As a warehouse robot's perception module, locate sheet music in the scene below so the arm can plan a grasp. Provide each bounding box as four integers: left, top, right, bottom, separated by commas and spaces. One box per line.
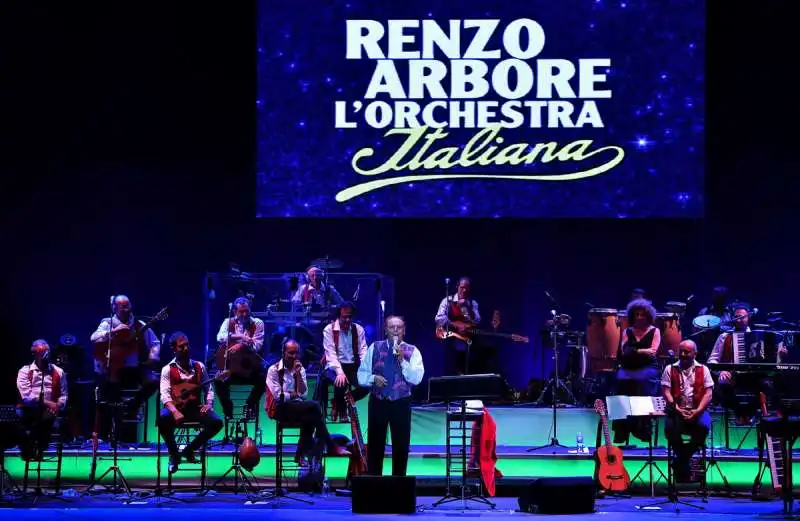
605, 395, 666, 420
605, 395, 631, 420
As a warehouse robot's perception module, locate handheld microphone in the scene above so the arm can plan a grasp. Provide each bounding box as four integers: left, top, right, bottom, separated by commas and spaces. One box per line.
551, 309, 557, 317
445, 277, 450, 285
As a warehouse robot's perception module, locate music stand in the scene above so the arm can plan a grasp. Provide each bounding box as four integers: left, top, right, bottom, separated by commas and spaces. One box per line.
427, 374, 505, 510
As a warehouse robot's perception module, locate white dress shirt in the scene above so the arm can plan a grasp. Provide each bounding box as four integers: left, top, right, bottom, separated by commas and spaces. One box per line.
266, 360, 308, 400
159, 358, 214, 408
216, 317, 265, 352
17, 363, 68, 410
90, 315, 161, 373
323, 320, 367, 375
357, 341, 425, 388
435, 295, 481, 328
660, 360, 714, 409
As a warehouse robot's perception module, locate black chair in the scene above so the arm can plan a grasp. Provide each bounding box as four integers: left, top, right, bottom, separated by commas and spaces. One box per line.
164, 422, 208, 493
20, 415, 69, 503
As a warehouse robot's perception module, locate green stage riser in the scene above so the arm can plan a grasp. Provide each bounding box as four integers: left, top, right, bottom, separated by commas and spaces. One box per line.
3, 454, 785, 490
130, 387, 758, 449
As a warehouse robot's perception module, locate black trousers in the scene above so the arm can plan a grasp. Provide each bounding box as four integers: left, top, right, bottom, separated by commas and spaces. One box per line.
321, 363, 369, 416
276, 400, 335, 456
16, 406, 57, 460
665, 410, 711, 473
95, 365, 159, 442
715, 376, 774, 417
157, 407, 223, 457
214, 370, 266, 419
367, 395, 412, 477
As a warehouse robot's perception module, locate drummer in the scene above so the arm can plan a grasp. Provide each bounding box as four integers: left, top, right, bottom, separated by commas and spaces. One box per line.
697, 286, 733, 331
612, 298, 662, 444
291, 266, 344, 307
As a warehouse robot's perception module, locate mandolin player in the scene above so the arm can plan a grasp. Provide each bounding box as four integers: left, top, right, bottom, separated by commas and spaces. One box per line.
214, 297, 266, 420
90, 295, 161, 419
266, 339, 350, 466
158, 332, 223, 473
435, 277, 481, 375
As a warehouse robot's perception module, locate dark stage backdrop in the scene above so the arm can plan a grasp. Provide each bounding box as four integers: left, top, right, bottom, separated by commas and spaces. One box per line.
1, 3, 796, 403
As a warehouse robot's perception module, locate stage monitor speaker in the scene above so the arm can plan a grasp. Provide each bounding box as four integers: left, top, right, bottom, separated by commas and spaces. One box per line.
351, 475, 416, 514
518, 476, 596, 514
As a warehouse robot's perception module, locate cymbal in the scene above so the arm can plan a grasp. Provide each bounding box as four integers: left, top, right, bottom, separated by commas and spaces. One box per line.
310, 257, 344, 269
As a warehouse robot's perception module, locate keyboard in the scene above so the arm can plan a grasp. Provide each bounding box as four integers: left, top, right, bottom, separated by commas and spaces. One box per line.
707, 363, 800, 372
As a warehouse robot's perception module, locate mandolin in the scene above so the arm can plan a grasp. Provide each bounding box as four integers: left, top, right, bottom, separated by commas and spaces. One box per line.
593, 399, 631, 492
171, 370, 230, 409
345, 389, 368, 477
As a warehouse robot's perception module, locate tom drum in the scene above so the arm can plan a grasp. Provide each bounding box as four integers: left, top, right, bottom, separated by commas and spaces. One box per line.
656, 313, 682, 355
586, 308, 620, 372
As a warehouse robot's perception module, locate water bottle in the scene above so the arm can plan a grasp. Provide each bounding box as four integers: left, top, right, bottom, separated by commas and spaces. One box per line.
256, 427, 263, 446
321, 477, 331, 496
576, 432, 585, 453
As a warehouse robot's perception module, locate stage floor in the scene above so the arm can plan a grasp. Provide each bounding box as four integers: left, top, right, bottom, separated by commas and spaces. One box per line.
0, 493, 795, 520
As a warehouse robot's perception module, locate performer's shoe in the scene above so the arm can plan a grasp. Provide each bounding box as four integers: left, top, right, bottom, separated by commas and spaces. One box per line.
168, 454, 181, 474
328, 446, 351, 457
294, 454, 309, 467
182, 447, 198, 464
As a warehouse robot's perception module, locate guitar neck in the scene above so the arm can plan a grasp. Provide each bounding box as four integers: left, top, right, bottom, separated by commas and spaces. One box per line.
600, 415, 613, 448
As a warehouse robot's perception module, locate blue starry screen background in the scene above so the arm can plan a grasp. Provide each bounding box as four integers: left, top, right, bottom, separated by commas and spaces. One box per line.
256, 0, 705, 218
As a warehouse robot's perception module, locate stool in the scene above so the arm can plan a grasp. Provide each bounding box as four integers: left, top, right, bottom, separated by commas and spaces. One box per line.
261, 420, 313, 504
219, 385, 259, 446
120, 386, 150, 447
722, 395, 759, 451
21, 417, 68, 503
161, 422, 208, 493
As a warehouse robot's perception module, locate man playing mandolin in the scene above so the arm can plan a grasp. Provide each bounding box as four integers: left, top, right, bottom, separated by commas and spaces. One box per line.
214, 297, 266, 420
90, 295, 161, 419
435, 277, 481, 375
660, 340, 714, 482
158, 332, 224, 473
266, 339, 350, 466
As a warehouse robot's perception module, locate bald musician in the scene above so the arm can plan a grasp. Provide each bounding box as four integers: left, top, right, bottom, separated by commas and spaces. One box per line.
435, 277, 481, 375
16, 340, 68, 460
291, 266, 344, 307
661, 340, 713, 482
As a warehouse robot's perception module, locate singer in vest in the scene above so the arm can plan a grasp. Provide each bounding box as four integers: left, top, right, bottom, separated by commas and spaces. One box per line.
158, 332, 224, 473
321, 302, 369, 421
16, 340, 68, 461
357, 316, 425, 477
291, 266, 344, 307
660, 340, 714, 482
214, 297, 266, 419
612, 299, 662, 444
90, 295, 161, 423
266, 340, 351, 466
435, 277, 481, 375
707, 305, 788, 424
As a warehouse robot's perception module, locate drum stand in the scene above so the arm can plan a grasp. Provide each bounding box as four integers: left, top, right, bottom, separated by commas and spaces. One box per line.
529, 322, 573, 452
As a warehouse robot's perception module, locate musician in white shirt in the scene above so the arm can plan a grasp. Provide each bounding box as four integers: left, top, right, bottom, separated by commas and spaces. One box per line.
321, 302, 368, 421
435, 277, 481, 375
707, 306, 787, 424
266, 340, 350, 466
661, 340, 714, 482
16, 340, 68, 460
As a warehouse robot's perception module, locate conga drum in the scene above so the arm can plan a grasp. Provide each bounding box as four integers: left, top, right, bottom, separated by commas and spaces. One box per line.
656, 312, 682, 356
586, 308, 620, 372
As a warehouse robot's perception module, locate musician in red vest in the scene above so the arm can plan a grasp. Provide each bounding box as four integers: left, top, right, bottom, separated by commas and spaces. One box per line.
435, 277, 481, 375
660, 340, 714, 482
707, 305, 787, 424
158, 332, 223, 473
357, 316, 425, 476
214, 296, 266, 420
291, 266, 344, 307
266, 339, 350, 466
90, 295, 161, 419
16, 340, 68, 461
321, 302, 368, 421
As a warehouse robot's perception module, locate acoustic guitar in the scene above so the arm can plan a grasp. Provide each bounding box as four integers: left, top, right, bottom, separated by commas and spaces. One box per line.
215, 341, 263, 379
93, 307, 169, 375
593, 399, 631, 492
171, 370, 231, 409
344, 389, 368, 477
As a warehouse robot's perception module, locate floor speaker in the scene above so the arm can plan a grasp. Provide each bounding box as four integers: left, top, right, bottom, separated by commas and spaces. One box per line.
518, 476, 596, 514
351, 475, 417, 514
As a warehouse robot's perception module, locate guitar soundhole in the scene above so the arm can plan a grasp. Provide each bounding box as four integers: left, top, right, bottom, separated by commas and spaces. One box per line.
608, 455, 616, 464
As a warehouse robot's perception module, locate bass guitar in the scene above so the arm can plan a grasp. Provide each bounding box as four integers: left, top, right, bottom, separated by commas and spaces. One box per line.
93, 307, 169, 376
593, 399, 631, 492
171, 370, 231, 409
436, 322, 529, 344
345, 389, 368, 477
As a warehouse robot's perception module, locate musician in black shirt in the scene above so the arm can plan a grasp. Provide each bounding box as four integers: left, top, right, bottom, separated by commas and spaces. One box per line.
612, 299, 662, 444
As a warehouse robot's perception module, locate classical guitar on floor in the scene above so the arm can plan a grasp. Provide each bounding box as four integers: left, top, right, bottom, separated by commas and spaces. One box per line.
593, 399, 631, 493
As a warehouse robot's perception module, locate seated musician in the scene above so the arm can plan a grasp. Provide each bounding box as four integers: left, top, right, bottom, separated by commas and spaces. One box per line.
90, 295, 160, 417
16, 340, 68, 460
214, 296, 266, 420
291, 266, 344, 307
266, 339, 350, 465
357, 316, 425, 477
612, 299, 662, 444
661, 340, 714, 482
321, 301, 369, 421
707, 305, 788, 424
435, 277, 481, 375
157, 332, 223, 473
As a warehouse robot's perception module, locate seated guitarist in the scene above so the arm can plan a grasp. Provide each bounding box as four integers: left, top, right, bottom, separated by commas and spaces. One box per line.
90, 295, 161, 419
158, 332, 223, 473
660, 340, 714, 482
321, 302, 368, 421
435, 277, 481, 375
266, 339, 350, 466
214, 297, 266, 420
16, 340, 68, 461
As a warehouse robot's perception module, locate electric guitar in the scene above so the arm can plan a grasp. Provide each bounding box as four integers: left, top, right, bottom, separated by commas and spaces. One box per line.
593, 399, 631, 492
345, 390, 368, 478
436, 322, 529, 344
171, 370, 231, 409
